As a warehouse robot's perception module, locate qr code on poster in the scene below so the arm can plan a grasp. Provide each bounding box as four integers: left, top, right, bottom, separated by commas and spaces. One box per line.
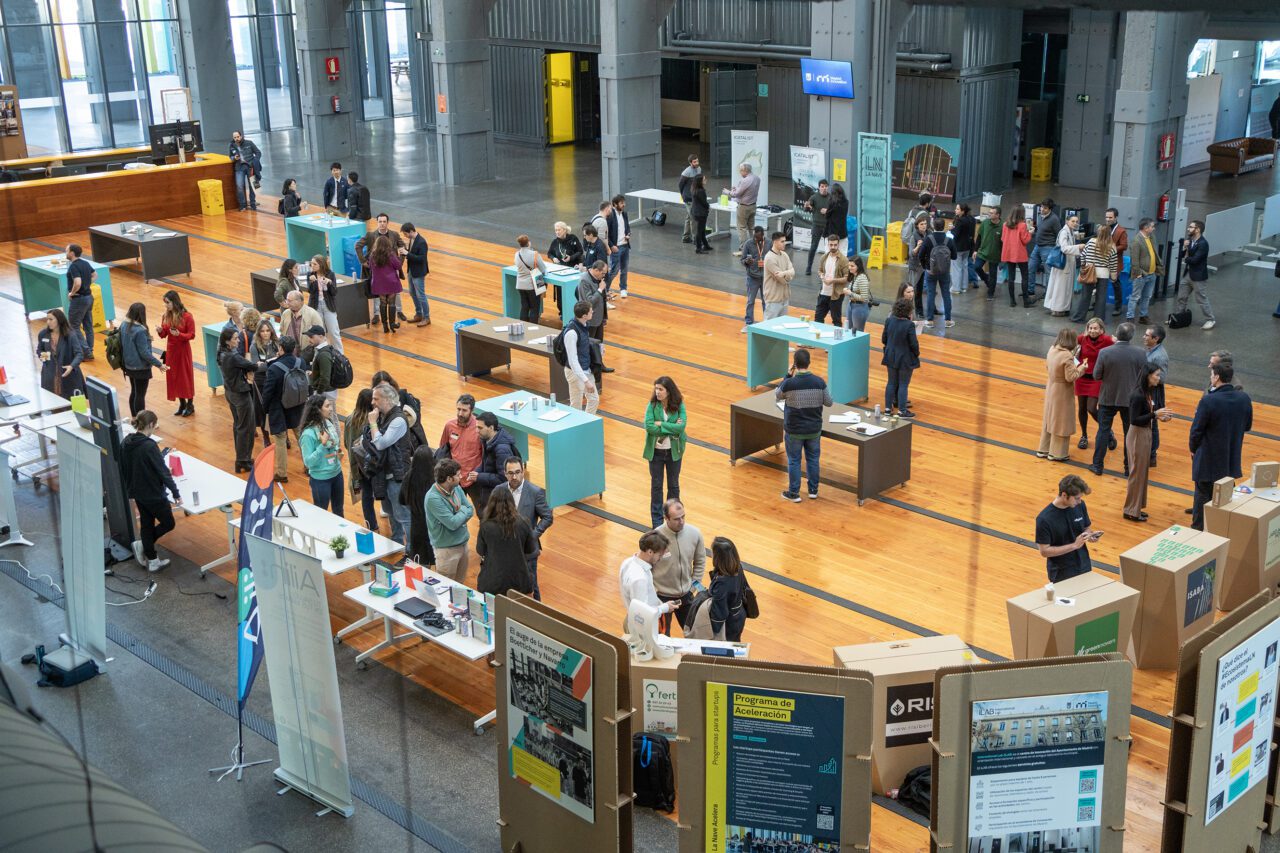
816, 814, 834, 831
1077, 803, 1096, 822
1079, 776, 1097, 794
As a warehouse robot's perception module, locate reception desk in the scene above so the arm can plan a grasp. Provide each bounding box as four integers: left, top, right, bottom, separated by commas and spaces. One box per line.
0, 148, 236, 242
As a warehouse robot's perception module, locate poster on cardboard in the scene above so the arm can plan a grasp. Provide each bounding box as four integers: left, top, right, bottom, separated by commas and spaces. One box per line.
790, 145, 827, 251
1204, 616, 1280, 825
730, 130, 769, 208
885, 681, 935, 748
1184, 561, 1217, 628
505, 619, 595, 824
642, 678, 678, 736
968, 691, 1108, 853
1074, 611, 1120, 656
705, 683, 844, 852
890, 133, 960, 202
1266, 516, 1280, 572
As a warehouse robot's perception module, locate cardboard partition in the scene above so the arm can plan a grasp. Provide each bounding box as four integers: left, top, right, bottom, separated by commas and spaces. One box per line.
832, 635, 978, 795
1205, 490, 1280, 612
495, 594, 633, 853
1161, 591, 1280, 852
930, 655, 1133, 853
1120, 525, 1230, 669
1007, 572, 1139, 660
677, 657, 874, 852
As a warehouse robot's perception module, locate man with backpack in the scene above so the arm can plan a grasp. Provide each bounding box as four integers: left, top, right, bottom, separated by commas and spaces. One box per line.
363, 382, 419, 547
899, 192, 935, 248
259, 336, 308, 483
917, 216, 957, 329
303, 325, 352, 405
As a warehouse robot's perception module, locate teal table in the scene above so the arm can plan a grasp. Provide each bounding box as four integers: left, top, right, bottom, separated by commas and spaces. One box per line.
285, 213, 366, 274
501, 264, 580, 327
16, 254, 117, 322
745, 316, 870, 403
474, 390, 604, 508
202, 319, 277, 391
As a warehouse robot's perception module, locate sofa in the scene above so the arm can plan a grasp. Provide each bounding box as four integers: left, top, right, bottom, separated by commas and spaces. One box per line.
1206, 137, 1278, 176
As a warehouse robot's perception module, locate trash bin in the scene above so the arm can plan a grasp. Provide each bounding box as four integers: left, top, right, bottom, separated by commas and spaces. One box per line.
198, 179, 225, 216
887, 221, 906, 264
1030, 148, 1054, 183
90, 282, 108, 331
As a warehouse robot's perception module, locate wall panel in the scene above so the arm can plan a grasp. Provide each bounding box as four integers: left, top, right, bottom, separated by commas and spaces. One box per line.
488, 0, 599, 49
958, 70, 1019, 198
756, 63, 809, 178
490, 44, 546, 145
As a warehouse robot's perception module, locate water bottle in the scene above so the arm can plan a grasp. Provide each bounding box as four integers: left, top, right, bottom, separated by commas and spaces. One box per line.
550, 393, 557, 408
531, 397, 539, 413
874, 404, 882, 420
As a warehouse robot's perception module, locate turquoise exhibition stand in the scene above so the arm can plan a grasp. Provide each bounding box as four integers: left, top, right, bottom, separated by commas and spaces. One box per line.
16, 254, 117, 322
474, 390, 604, 508
501, 264, 580, 327
285, 213, 366, 273
202, 318, 277, 391
745, 316, 870, 404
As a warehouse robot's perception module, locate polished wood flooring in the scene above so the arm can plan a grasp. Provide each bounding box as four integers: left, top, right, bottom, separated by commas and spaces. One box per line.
4, 210, 1279, 852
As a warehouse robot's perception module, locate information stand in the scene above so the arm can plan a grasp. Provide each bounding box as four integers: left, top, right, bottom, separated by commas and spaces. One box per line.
1161, 591, 1280, 852
1007, 572, 1139, 659
494, 593, 632, 853
677, 657, 874, 853
930, 655, 1133, 853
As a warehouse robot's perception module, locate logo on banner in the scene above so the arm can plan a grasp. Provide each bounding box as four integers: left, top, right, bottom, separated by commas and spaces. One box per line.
885, 682, 935, 747
236, 447, 275, 709
1184, 561, 1217, 627
1074, 611, 1120, 656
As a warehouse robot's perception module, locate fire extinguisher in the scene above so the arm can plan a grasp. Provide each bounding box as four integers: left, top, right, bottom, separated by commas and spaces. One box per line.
331, 95, 341, 114
1157, 193, 1170, 222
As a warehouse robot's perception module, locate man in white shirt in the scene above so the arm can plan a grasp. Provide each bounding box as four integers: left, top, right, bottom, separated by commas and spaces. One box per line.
724, 162, 761, 251
561, 301, 599, 413
618, 530, 676, 633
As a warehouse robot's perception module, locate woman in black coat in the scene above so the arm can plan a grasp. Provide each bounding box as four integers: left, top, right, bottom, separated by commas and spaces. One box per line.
280, 178, 303, 217
825, 183, 850, 248
119, 410, 180, 572
399, 445, 437, 567
708, 536, 748, 642
690, 175, 712, 254
881, 297, 921, 418
218, 326, 259, 472
474, 489, 537, 597
35, 308, 85, 398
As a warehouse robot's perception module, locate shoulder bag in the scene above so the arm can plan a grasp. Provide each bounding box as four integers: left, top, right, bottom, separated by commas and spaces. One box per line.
741, 573, 760, 619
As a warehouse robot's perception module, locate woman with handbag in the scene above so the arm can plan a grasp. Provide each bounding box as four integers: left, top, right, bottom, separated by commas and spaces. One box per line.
1044, 214, 1081, 316
1072, 224, 1117, 323
368, 236, 404, 333
1037, 328, 1087, 461
708, 536, 753, 642
513, 234, 547, 322
343, 388, 379, 532
905, 215, 929, 317
1000, 207, 1031, 307
1124, 364, 1173, 522
35, 308, 85, 398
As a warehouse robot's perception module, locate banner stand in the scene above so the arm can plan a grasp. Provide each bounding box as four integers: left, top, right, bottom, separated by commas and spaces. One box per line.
209, 730, 271, 782
0, 445, 32, 548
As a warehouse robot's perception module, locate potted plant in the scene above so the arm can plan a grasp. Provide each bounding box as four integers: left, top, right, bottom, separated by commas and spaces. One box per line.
329, 535, 350, 559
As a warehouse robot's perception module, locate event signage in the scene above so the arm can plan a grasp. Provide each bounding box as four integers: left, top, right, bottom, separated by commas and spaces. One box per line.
730, 130, 769, 208
885, 681, 934, 748
968, 691, 1108, 851
643, 679, 679, 736
57, 426, 107, 663
800, 58, 855, 100
1204, 617, 1280, 825
789, 145, 826, 252
1074, 612, 1120, 656
890, 133, 961, 202
1184, 561, 1217, 628
505, 619, 596, 823
704, 683, 844, 851
856, 132, 892, 253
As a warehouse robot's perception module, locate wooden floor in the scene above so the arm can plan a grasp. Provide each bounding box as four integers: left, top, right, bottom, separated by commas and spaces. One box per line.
4, 210, 1279, 852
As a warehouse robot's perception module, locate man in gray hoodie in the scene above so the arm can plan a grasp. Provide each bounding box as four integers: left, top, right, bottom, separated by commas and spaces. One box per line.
677, 154, 702, 243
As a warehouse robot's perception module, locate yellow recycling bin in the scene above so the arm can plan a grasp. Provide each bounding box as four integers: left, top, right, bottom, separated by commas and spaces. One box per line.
887, 221, 906, 264
198, 179, 225, 216
90, 282, 108, 331
1030, 148, 1054, 183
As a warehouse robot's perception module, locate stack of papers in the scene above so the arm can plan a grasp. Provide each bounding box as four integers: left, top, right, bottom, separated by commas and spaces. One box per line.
829, 412, 861, 424
152, 231, 177, 238
538, 409, 570, 422
527, 336, 551, 346
848, 423, 887, 436
779, 322, 810, 329
492, 325, 509, 332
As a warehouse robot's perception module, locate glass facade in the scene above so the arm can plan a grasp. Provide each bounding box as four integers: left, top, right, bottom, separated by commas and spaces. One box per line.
229, 0, 299, 133
0, 0, 184, 153
350, 0, 420, 121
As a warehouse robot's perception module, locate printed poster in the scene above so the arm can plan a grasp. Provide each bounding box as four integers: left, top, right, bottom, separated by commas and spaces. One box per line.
642, 679, 678, 736
730, 129, 770, 207
790, 145, 827, 251
1204, 616, 1280, 825
891, 133, 961, 202
705, 683, 844, 852
856, 132, 892, 251
1074, 611, 1120, 656
505, 619, 595, 823
968, 691, 1108, 853
885, 681, 935, 748
1184, 561, 1217, 628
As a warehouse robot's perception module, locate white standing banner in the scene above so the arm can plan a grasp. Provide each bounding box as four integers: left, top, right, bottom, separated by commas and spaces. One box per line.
0, 444, 32, 548
1261, 193, 1280, 241
246, 533, 354, 817
58, 426, 106, 664
1181, 75, 1222, 170
730, 130, 769, 208
790, 145, 826, 251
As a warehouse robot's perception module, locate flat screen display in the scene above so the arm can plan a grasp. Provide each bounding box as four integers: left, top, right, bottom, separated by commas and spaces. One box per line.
801, 58, 855, 99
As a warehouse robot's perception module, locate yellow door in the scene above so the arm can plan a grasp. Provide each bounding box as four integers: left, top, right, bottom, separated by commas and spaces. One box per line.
545, 52, 575, 145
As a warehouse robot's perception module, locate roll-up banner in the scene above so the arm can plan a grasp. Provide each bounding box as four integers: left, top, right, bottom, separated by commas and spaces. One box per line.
790, 146, 826, 252
730, 130, 769, 208
58, 425, 106, 664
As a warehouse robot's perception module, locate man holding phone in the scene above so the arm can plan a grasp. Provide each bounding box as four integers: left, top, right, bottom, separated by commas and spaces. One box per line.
1035, 474, 1101, 583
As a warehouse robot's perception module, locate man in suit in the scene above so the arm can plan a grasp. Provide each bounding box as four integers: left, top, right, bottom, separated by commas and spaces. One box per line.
1177, 220, 1215, 330
492, 456, 552, 599
398, 222, 430, 326
1089, 322, 1149, 476
606, 194, 632, 298
346, 171, 371, 223
1189, 361, 1253, 530
322, 162, 347, 213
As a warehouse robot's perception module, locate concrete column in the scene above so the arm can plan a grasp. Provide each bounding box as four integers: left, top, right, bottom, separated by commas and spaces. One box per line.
175, 0, 242, 143
1106, 12, 1206, 248
599, 0, 676, 197
428, 0, 497, 186
295, 0, 357, 163
809, 0, 909, 204
1058, 10, 1121, 190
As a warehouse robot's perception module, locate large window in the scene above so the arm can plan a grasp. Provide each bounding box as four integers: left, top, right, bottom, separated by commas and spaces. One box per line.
1258, 41, 1280, 82
350, 0, 418, 121
0, 0, 184, 153
1187, 39, 1216, 78
229, 0, 300, 133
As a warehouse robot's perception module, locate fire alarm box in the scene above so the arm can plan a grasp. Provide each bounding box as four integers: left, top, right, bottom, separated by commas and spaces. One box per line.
331, 95, 341, 114
325, 56, 340, 81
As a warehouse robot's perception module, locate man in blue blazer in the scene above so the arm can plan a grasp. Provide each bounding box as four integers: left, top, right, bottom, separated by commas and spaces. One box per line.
491, 456, 553, 600
322, 162, 347, 213
1189, 361, 1252, 529
1176, 220, 1216, 330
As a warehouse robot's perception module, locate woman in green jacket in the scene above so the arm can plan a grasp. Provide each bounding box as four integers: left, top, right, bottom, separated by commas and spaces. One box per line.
643, 376, 687, 528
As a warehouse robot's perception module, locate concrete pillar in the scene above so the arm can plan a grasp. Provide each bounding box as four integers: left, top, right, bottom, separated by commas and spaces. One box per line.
295, 0, 357, 163
175, 0, 242, 143
1106, 12, 1206, 249
428, 0, 497, 185
809, 0, 909, 203
1058, 10, 1121, 190
599, 0, 676, 197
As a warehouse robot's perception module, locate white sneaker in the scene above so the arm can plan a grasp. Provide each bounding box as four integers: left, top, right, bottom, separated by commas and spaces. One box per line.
1202, 320, 1216, 330
147, 557, 170, 573
620, 291, 628, 298
945, 320, 956, 328
132, 540, 145, 566
925, 321, 935, 329
733, 251, 742, 257
379, 509, 389, 518
740, 325, 748, 333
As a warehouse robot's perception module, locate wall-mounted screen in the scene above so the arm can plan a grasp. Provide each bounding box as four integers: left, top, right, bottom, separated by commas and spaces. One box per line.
801, 58, 855, 99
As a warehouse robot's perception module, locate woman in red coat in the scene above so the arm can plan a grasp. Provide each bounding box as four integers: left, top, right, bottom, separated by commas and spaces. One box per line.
1074, 317, 1114, 450
157, 289, 196, 417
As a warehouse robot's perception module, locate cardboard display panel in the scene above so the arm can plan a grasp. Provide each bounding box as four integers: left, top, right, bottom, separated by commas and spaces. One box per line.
1205, 487, 1280, 612
1007, 572, 1139, 660
930, 655, 1133, 853
495, 594, 633, 853
1119, 525, 1230, 669
677, 657, 874, 852
832, 635, 977, 795
1161, 591, 1280, 852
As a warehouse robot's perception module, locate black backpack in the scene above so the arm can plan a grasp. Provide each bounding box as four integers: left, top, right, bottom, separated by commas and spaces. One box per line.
280, 358, 310, 409
632, 733, 675, 812
552, 325, 571, 367
1167, 308, 1193, 329
895, 765, 932, 818
327, 350, 354, 389
927, 235, 952, 277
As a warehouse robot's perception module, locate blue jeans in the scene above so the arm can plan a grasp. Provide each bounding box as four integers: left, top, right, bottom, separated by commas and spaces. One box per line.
846, 301, 869, 332
744, 275, 766, 324
885, 365, 913, 411
309, 471, 345, 517
408, 274, 430, 320
1126, 273, 1157, 319
784, 434, 821, 497
1027, 244, 1049, 293
922, 272, 952, 321
233, 167, 256, 209
527, 555, 542, 601
68, 293, 94, 356
608, 244, 630, 293
972, 255, 992, 284
382, 478, 411, 547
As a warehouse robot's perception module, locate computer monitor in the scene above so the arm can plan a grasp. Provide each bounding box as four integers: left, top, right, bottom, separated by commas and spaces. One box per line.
85, 376, 134, 559
800, 58, 855, 99
148, 122, 179, 161
84, 376, 120, 453
173, 120, 203, 155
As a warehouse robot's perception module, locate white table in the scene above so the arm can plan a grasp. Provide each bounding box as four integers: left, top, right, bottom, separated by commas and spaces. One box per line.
165, 451, 249, 576
0, 381, 71, 425
708, 202, 794, 242
625, 188, 685, 223
11, 410, 81, 484
343, 566, 497, 733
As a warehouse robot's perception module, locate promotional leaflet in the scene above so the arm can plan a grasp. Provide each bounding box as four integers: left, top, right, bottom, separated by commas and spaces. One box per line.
642, 679, 679, 736
1204, 616, 1280, 825
705, 683, 844, 852
505, 620, 595, 824
967, 691, 1108, 853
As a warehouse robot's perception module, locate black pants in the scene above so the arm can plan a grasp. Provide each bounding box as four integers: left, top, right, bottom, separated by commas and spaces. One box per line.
998, 262, 1028, 302
518, 289, 541, 322
657, 590, 692, 636
1093, 404, 1131, 472
648, 448, 681, 528
693, 215, 710, 251
805, 233, 824, 273
909, 269, 925, 315
814, 294, 844, 325
135, 497, 175, 560
125, 368, 151, 417
1191, 479, 1214, 530
224, 388, 257, 466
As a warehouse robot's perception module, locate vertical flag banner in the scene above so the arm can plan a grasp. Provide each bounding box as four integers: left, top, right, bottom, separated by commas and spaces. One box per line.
237, 446, 276, 708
